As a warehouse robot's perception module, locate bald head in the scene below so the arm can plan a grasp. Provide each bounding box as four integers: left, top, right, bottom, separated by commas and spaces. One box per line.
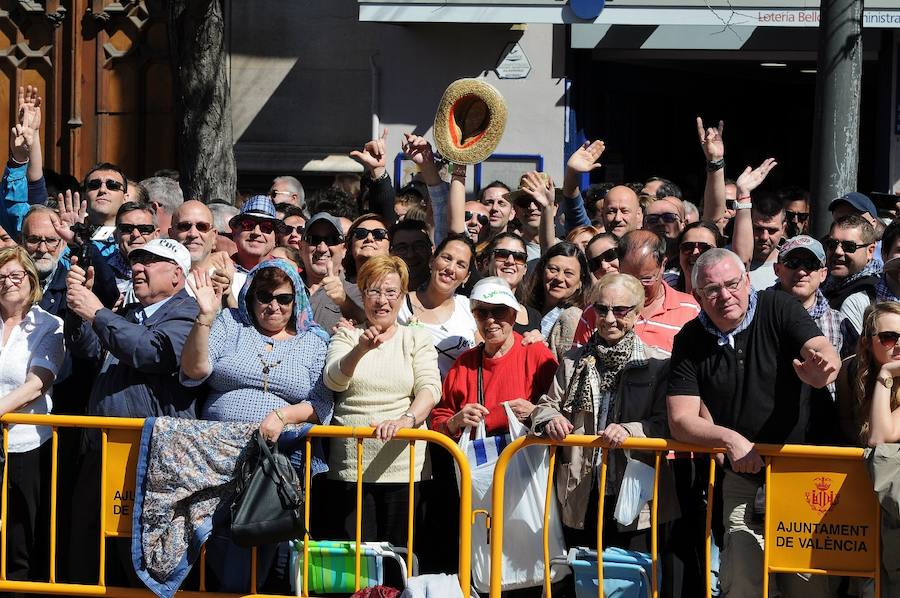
170, 200, 216, 264
619, 229, 667, 303
602, 186, 642, 237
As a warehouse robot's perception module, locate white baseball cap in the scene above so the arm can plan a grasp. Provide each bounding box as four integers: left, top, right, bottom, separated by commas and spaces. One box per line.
129, 238, 192, 275
469, 276, 520, 311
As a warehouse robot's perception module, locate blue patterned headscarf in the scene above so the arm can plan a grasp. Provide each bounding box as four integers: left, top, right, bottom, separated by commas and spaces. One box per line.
237, 259, 329, 343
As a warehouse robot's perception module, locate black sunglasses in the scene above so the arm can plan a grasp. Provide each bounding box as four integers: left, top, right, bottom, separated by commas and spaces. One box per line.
823, 238, 872, 254
255, 290, 294, 306
785, 211, 809, 223
588, 248, 619, 271
781, 256, 822, 271
472, 306, 512, 320
594, 303, 637, 318
491, 248, 527, 264
305, 233, 343, 246
679, 241, 713, 254
645, 213, 680, 225
237, 218, 276, 234
278, 224, 305, 237
174, 221, 213, 233
465, 211, 489, 226
117, 223, 156, 236
352, 227, 389, 241
875, 331, 900, 350
86, 178, 124, 192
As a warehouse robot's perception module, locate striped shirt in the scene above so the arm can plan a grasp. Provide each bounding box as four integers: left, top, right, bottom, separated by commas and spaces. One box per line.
573, 281, 700, 353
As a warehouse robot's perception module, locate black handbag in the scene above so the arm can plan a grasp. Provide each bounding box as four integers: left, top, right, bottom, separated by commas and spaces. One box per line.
230, 430, 305, 547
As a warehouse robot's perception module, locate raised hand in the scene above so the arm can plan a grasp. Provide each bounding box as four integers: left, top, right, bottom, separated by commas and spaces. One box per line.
567, 140, 606, 174
520, 171, 554, 209
350, 128, 389, 176
696, 117, 725, 162
736, 158, 777, 196
18, 86, 42, 131
57, 190, 87, 227
187, 268, 220, 319
321, 260, 346, 307
65, 256, 95, 290
401, 133, 435, 167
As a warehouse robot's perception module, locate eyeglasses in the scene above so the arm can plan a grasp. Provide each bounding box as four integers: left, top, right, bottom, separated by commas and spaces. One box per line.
129, 253, 175, 267
352, 227, 389, 242
588, 248, 619, 271
364, 287, 401, 301
785, 211, 809, 223
875, 331, 900, 349
236, 218, 276, 234
391, 241, 432, 255
255, 290, 294, 306
644, 213, 680, 225
269, 190, 293, 199
473, 306, 511, 320
465, 212, 489, 226
24, 236, 62, 250
278, 224, 304, 237
86, 178, 124, 192
781, 256, 822, 271
491, 248, 528, 264
679, 241, 713, 254
594, 303, 637, 318
304, 233, 342, 246
823, 238, 872, 254
698, 276, 745, 300
117, 223, 157, 236
0, 270, 26, 285
174, 221, 213, 233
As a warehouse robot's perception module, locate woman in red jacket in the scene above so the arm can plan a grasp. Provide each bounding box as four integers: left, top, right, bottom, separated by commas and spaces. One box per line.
434, 276, 558, 438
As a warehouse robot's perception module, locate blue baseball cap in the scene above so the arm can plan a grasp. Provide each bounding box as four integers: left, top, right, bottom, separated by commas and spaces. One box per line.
229, 195, 277, 228
829, 192, 878, 220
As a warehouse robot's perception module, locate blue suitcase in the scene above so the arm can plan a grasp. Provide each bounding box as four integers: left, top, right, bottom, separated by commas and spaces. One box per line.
551, 546, 654, 598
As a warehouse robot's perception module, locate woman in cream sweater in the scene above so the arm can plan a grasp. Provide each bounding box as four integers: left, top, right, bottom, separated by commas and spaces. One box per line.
323, 255, 441, 547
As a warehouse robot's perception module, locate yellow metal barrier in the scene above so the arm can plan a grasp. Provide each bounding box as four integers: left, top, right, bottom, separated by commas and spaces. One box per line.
0, 414, 473, 598
487, 435, 881, 598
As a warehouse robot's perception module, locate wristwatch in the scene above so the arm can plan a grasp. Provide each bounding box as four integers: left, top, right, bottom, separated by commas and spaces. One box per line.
878, 375, 894, 389
402, 411, 417, 424
735, 201, 753, 210
706, 158, 725, 173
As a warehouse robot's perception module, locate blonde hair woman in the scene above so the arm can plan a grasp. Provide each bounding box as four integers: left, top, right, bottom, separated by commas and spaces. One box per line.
837, 302, 900, 446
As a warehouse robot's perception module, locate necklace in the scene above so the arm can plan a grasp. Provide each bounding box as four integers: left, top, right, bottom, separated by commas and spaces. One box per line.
258, 352, 282, 394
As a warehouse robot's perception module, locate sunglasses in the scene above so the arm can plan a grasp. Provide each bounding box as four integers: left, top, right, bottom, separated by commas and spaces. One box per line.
875, 331, 900, 350
278, 224, 305, 237
86, 178, 124, 192
255, 290, 294, 306
305, 233, 343, 246
823, 238, 872, 254
785, 211, 809, 223
352, 227, 389, 241
129, 253, 175, 267
594, 303, 637, 318
588, 248, 619, 271
174, 221, 213, 233
117, 223, 157, 236
473, 306, 512, 320
781, 256, 822, 271
491, 248, 528, 264
679, 241, 713, 254
465, 211, 489, 226
644, 213, 680, 225
237, 218, 276, 234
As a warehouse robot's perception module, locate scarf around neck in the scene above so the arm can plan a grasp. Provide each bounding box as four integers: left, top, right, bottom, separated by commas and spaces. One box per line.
563, 329, 639, 416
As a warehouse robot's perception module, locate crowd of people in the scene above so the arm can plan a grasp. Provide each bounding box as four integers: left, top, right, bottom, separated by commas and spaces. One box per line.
1, 84, 898, 598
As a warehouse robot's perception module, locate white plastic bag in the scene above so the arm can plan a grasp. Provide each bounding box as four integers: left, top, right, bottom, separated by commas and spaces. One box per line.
457, 402, 567, 592
613, 452, 656, 526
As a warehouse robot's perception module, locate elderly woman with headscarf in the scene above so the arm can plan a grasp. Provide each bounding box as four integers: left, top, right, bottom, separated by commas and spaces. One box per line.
529, 273, 677, 556
180, 258, 333, 591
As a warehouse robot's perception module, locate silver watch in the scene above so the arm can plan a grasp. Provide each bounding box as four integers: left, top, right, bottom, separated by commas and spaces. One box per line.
402, 411, 416, 424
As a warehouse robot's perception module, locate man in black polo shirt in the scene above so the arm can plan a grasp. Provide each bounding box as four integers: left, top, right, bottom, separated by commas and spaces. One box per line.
668, 248, 839, 598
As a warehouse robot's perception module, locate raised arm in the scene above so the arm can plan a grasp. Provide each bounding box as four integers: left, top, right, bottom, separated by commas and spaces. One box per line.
447, 165, 467, 236
18, 86, 43, 185
401, 133, 445, 241
698, 118, 726, 225
731, 158, 778, 265
352, 129, 397, 222
180, 270, 220, 380
561, 140, 603, 231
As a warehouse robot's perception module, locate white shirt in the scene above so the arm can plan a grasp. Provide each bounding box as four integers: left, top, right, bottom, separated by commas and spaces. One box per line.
397, 294, 477, 378
0, 306, 64, 453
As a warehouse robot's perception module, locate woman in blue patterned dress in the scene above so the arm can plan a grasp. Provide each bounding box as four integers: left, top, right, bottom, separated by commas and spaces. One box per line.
180, 258, 333, 592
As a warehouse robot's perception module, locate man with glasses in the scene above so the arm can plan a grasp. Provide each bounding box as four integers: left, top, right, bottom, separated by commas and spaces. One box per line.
300, 212, 363, 333
268, 175, 308, 215
114, 202, 160, 303
169, 200, 234, 304
462, 200, 490, 244
64, 237, 200, 584
668, 248, 840, 598
573, 230, 699, 352
822, 214, 878, 335
227, 195, 278, 301
778, 186, 810, 238
829, 191, 884, 267
643, 197, 685, 267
